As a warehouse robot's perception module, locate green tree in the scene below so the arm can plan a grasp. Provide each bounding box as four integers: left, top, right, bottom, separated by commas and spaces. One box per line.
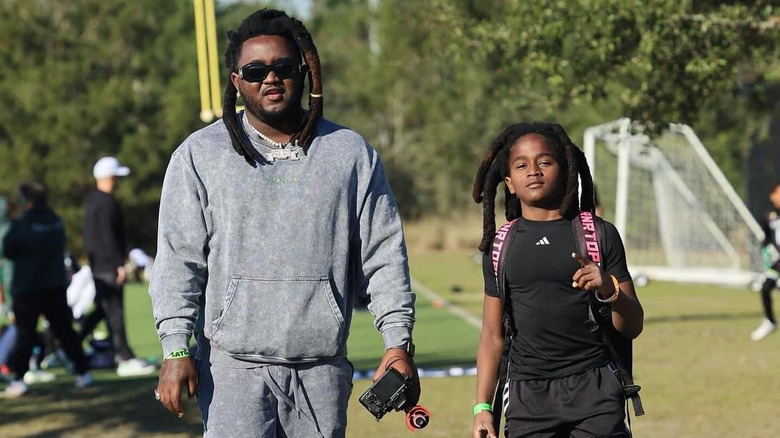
447, 0, 779, 125
308, 0, 778, 215
310, 0, 524, 217
0, 0, 203, 255
1, 0, 775, 255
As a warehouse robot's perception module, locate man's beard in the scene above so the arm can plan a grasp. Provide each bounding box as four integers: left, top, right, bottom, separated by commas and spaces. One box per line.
242, 91, 303, 128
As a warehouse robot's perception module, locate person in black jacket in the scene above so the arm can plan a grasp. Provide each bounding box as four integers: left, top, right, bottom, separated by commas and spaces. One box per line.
1, 182, 92, 397
83, 157, 155, 377
751, 181, 780, 341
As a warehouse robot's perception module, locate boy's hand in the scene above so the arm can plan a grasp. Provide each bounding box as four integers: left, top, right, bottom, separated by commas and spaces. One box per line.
472, 411, 498, 438
571, 252, 613, 299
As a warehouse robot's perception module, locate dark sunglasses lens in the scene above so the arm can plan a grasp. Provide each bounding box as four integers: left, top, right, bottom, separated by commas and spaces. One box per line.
242, 64, 271, 82
240, 62, 301, 82
272, 63, 298, 79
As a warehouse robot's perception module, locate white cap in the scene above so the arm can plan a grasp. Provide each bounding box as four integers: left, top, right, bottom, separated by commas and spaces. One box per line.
93, 156, 130, 179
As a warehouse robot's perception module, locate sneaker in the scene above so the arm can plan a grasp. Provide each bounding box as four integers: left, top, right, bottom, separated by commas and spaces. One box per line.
116, 358, 157, 377
1, 380, 28, 398
23, 369, 56, 384
751, 318, 777, 341
75, 372, 94, 389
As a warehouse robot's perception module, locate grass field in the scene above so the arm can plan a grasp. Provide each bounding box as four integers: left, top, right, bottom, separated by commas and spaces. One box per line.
1, 248, 778, 437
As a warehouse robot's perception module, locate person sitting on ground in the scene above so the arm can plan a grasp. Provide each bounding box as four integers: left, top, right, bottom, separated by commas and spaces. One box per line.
128, 247, 151, 283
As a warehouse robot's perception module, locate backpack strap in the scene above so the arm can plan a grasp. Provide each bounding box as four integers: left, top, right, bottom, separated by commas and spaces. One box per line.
489, 219, 519, 434
573, 211, 645, 417
492, 219, 519, 307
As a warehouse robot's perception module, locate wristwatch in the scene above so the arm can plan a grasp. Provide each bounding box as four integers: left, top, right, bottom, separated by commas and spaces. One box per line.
395, 341, 415, 357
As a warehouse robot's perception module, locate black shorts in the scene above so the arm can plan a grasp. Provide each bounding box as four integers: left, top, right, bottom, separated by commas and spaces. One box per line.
504, 365, 629, 438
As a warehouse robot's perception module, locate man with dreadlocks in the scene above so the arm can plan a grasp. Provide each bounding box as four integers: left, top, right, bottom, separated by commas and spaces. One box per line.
149, 8, 419, 437
470, 123, 644, 438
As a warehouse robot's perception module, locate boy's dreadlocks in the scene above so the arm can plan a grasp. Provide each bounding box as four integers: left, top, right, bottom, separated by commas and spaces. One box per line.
472, 122, 596, 253
223, 9, 323, 166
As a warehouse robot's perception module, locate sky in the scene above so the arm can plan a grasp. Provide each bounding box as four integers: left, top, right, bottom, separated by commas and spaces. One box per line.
217, 0, 312, 19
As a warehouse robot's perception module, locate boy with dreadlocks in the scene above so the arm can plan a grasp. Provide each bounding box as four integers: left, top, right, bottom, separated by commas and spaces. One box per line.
470, 123, 644, 438
150, 9, 419, 437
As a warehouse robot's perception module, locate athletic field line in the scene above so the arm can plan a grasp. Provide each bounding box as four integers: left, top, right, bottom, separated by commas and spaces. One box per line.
410, 277, 482, 329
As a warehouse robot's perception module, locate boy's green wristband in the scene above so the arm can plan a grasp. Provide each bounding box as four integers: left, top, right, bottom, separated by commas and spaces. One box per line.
473, 402, 492, 416
166, 349, 191, 360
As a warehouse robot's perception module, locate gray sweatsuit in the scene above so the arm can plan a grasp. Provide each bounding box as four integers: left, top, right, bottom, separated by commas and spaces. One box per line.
149, 114, 415, 437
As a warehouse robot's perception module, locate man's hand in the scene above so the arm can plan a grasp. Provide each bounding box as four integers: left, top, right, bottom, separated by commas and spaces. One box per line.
156, 356, 197, 417
571, 252, 612, 299
373, 347, 421, 410
116, 266, 127, 286
472, 411, 498, 438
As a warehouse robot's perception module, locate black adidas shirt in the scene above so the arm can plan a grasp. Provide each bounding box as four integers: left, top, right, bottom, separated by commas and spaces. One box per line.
482, 217, 631, 380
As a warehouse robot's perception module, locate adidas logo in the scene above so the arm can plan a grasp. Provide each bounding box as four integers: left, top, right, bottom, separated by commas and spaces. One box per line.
535, 237, 550, 246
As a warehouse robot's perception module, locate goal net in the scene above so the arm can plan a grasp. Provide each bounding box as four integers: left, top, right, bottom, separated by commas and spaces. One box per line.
583, 118, 764, 287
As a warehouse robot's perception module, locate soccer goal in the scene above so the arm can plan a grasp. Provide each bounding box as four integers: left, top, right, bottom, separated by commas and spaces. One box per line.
583, 118, 764, 287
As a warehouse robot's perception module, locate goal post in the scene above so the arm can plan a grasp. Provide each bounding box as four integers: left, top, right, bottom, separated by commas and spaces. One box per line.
583, 119, 764, 287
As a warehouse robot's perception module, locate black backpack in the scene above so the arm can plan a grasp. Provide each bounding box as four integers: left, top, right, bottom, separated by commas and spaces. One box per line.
489, 211, 644, 434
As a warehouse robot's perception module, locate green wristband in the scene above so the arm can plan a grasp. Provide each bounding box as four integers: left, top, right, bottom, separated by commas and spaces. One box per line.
166, 349, 191, 360
473, 402, 492, 416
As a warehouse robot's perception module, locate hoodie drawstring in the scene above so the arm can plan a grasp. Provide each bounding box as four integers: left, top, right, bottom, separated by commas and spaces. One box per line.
261, 365, 324, 438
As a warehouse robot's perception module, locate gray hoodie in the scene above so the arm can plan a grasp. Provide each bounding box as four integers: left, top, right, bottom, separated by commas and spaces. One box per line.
149, 115, 415, 367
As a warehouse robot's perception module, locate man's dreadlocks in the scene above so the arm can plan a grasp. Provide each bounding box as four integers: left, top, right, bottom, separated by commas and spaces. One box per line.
472, 122, 596, 253
223, 9, 322, 166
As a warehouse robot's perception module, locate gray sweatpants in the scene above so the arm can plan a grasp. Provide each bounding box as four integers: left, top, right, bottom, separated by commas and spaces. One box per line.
196, 358, 353, 438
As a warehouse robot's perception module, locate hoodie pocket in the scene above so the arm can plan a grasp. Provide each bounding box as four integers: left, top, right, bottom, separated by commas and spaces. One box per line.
210, 275, 345, 360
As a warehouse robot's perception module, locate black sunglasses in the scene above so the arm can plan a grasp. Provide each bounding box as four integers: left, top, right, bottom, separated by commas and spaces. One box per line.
238, 60, 305, 83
